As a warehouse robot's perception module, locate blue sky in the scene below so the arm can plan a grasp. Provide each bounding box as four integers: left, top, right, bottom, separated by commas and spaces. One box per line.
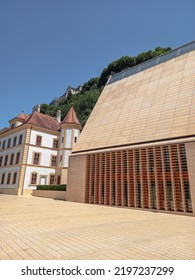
0, 0, 195, 128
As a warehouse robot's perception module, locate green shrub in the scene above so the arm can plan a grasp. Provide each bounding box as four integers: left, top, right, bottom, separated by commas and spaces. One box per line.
36, 184, 66, 191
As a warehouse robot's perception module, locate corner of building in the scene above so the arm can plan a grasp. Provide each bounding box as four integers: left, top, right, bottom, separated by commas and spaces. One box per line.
66, 154, 86, 203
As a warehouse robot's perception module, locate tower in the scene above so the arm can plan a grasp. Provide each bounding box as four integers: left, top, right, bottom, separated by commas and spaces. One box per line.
56, 106, 82, 184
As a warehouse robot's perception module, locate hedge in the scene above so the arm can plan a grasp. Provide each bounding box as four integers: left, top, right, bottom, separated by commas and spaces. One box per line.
36, 184, 66, 191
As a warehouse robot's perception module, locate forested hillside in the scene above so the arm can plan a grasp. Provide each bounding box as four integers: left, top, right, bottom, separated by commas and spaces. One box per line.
40, 46, 171, 127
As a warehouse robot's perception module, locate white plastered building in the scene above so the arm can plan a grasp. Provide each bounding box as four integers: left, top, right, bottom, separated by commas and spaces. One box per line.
0, 106, 81, 195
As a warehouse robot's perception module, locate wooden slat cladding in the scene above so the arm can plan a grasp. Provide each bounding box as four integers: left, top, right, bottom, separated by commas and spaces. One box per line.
85, 144, 192, 214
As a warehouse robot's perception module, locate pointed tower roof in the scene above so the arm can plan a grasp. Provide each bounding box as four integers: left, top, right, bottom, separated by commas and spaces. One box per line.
61, 106, 81, 126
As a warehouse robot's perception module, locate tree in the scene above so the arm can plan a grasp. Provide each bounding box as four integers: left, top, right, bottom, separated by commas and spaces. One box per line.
81, 77, 100, 93
40, 45, 171, 127
98, 47, 171, 86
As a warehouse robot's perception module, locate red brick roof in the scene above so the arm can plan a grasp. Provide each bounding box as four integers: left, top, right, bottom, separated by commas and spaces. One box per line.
1, 108, 81, 134
61, 106, 81, 126
17, 113, 29, 120
24, 111, 60, 131
0, 127, 10, 135
9, 113, 29, 123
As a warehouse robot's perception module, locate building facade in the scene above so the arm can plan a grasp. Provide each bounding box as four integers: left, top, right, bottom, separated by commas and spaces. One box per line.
66, 41, 195, 216
0, 106, 81, 195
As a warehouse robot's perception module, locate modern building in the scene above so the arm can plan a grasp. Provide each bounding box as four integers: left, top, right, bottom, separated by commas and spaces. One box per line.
67, 41, 195, 216
0, 106, 81, 195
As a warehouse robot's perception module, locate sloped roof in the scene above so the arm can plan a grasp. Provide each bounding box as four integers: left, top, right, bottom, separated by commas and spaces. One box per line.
24, 111, 60, 131
0, 127, 10, 135
17, 113, 29, 120
9, 113, 29, 123
107, 41, 195, 85
72, 46, 195, 153
61, 106, 81, 126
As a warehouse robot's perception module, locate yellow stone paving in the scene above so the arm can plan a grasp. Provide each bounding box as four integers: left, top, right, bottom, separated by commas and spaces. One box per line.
0, 194, 195, 260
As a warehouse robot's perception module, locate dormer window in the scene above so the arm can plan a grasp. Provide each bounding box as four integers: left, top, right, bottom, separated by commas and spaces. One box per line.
11, 123, 16, 129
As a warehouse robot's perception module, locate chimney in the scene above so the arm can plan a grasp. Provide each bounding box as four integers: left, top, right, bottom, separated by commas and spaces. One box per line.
56, 110, 61, 122
32, 104, 41, 113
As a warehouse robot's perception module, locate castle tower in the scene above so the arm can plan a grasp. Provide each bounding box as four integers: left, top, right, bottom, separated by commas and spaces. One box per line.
56, 106, 82, 184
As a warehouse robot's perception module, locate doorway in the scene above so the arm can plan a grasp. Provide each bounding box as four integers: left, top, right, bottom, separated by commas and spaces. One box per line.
40, 175, 47, 185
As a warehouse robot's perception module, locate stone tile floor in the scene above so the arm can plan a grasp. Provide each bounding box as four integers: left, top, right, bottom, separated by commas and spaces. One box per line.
0, 195, 195, 260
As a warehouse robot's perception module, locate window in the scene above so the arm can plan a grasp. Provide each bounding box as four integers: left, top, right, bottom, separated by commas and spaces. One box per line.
180, 145, 188, 172
12, 172, 17, 184
31, 173, 37, 185
7, 138, 11, 148
33, 153, 40, 165
7, 173, 11, 184
151, 181, 157, 209
148, 148, 154, 172
11, 123, 15, 129
2, 140, 6, 149
53, 139, 58, 149
18, 134, 23, 145
167, 181, 174, 210
184, 181, 192, 212
50, 174, 55, 184
15, 153, 20, 164
74, 137, 77, 143
13, 136, 17, 146
164, 147, 170, 171
10, 154, 14, 165
0, 141, 1, 148
60, 155, 62, 162
51, 155, 57, 167
1, 173, 5, 184
36, 135, 42, 146
0, 156, 3, 167
4, 155, 8, 166
135, 150, 140, 172
61, 137, 64, 143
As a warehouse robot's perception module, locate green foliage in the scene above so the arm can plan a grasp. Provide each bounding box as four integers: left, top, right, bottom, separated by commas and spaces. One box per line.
41, 46, 171, 127
98, 47, 171, 87
81, 77, 100, 93
98, 56, 135, 87
59, 87, 102, 127
40, 104, 58, 117
37, 184, 66, 191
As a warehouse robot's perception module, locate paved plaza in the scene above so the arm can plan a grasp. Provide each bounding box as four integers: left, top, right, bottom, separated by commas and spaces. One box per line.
0, 194, 195, 260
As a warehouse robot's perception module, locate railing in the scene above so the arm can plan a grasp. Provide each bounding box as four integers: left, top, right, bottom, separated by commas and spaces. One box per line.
107, 40, 195, 85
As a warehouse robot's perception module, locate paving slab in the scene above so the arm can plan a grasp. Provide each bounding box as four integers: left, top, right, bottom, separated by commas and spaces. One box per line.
0, 195, 195, 260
